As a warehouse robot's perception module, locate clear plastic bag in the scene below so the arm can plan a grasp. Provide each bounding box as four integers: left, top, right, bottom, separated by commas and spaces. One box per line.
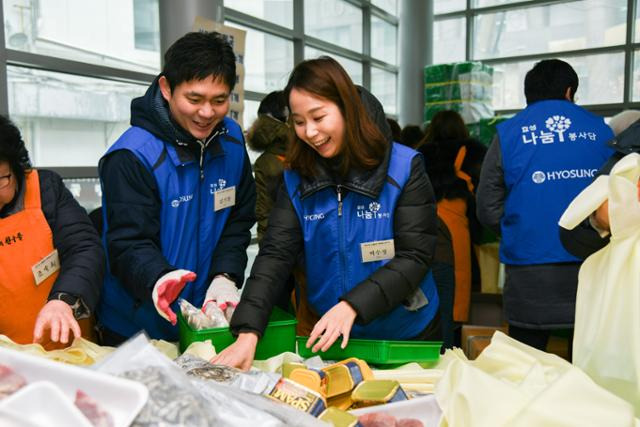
179, 298, 228, 330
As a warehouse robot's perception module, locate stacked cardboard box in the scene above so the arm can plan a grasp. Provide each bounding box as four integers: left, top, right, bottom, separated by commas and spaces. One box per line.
461, 325, 508, 360
424, 62, 494, 124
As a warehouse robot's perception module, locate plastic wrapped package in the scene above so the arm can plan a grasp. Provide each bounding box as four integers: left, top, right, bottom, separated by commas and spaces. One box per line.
95, 334, 329, 427
424, 62, 494, 124
179, 298, 228, 330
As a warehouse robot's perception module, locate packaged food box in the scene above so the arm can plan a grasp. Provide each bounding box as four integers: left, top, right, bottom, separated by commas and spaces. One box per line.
323, 358, 373, 398
350, 394, 442, 426
297, 336, 441, 366
0, 347, 147, 427
351, 380, 408, 407
179, 305, 297, 358
289, 367, 327, 395
319, 407, 360, 427
267, 377, 326, 416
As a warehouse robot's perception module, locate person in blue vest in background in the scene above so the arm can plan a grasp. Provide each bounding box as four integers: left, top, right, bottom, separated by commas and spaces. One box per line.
476, 59, 613, 355
97, 32, 256, 344
212, 56, 441, 370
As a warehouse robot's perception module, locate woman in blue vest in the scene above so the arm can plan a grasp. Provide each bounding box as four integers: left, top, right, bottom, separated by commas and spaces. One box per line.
213, 57, 440, 370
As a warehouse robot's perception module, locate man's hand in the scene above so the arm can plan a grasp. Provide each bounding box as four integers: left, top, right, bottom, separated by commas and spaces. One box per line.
210, 332, 258, 371
203, 275, 240, 321
306, 301, 357, 353
152, 269, 197, 325
33, 300, 81, 345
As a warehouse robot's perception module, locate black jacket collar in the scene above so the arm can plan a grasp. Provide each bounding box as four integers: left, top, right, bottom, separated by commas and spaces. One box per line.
297, 143, 392, 200
130, 76, 227, 163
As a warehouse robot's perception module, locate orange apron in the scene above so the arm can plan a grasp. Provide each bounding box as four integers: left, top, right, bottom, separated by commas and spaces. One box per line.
437, 146, 474, 323
0, 170, 91, 348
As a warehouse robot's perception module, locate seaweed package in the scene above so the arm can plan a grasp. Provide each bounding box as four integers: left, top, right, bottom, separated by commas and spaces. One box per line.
94, 333, 286, 427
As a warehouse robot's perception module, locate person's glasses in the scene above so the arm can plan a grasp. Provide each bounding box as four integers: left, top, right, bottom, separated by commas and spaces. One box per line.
0, 174, 11, 190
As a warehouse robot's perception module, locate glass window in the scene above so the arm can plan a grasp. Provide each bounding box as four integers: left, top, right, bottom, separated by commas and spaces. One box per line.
371, 0, 397, 16
304, 0, 362, 53
225, 22, 294, 93
371, 16, 396, 65
434, 0, 465, 14
473, 0, 627, 60
635, 4, 640, 42
3, 0, 160, 73
434, 18, 466, 64
7, 66, 148, 167
134, 0, 160, 51
632, 51, 640, 101
305, 46, 363, 85
473, 0, 529, 7
371, 67, 397, 115
492, 53, 624, 110
225, 0, 293, 29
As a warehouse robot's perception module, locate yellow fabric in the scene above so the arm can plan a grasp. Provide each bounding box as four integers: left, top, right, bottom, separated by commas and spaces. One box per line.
560, 152, 640, 415
435, 331, 638, 426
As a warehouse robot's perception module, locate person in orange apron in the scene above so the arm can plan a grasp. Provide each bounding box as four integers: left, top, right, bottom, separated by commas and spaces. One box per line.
0, 116, 104, 349
419, 110, 487, 349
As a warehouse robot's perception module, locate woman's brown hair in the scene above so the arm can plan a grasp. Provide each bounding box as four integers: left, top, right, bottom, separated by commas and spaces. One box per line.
419, 110, 469, 147
284, 56, 388, 177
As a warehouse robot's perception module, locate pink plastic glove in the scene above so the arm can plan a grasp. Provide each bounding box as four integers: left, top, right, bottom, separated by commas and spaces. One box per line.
152, 269, 197, 325
202, 274, 240, 320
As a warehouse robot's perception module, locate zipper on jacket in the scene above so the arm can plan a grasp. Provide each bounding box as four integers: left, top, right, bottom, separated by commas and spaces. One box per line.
196, 128, 224, 180
336, 184, 347, 295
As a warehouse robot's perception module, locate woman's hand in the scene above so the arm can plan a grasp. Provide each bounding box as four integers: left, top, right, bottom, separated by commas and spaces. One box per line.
591, 200, 610, 232
33, 300, 81, 345
306, 301, 357, 353
210, 332, 258, 371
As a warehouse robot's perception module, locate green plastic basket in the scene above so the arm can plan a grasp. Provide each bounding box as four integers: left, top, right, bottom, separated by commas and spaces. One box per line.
296, 336, 441, 366
178, 306, 297, 359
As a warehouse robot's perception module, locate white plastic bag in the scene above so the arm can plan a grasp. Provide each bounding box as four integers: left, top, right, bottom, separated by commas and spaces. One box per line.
559, 152, 640, 415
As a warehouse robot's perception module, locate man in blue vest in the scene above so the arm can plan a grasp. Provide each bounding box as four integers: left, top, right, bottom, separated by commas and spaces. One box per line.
476, 59, 613, 354
97, 32, 256, 344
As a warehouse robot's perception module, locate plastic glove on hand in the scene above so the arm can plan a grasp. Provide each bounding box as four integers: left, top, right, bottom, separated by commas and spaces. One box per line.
203, 274, 240, 321
152, 269, 196, 325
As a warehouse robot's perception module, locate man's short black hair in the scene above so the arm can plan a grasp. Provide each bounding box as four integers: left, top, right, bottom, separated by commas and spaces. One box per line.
162, 31, 236, 92
524, 59, 578, 105
0, 115, 31, 187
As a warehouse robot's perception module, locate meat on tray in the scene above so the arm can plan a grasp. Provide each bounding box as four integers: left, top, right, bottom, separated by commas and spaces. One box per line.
0, 364, 26, 399
75, 390, 115, 427
358, 412, 425, 427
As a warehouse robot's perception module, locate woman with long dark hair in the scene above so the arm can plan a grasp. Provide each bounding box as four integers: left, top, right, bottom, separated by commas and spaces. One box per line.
213, 57, 440, 369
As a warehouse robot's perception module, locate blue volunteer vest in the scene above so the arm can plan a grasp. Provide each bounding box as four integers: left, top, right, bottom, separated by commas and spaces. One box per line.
98, 117, 246, 340
284, 143, 439, 340
498, 100, 613, 264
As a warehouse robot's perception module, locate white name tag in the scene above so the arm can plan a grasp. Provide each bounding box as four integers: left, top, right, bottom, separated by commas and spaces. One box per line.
32, 249, 60, 286
214, 186, 236, 211
360, 239, 395, 263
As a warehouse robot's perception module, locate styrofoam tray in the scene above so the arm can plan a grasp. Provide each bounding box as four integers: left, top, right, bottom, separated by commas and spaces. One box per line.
349, 394, 442, 425
0, 381, 92, 427
0, 346, 148, 427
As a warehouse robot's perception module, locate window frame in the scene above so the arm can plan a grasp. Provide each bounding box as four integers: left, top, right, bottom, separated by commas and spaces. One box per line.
433, 0, 639, 117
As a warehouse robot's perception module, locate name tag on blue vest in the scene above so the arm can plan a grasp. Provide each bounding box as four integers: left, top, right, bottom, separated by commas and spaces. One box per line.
214, 186, 236, 211
360, 239, 395, 262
